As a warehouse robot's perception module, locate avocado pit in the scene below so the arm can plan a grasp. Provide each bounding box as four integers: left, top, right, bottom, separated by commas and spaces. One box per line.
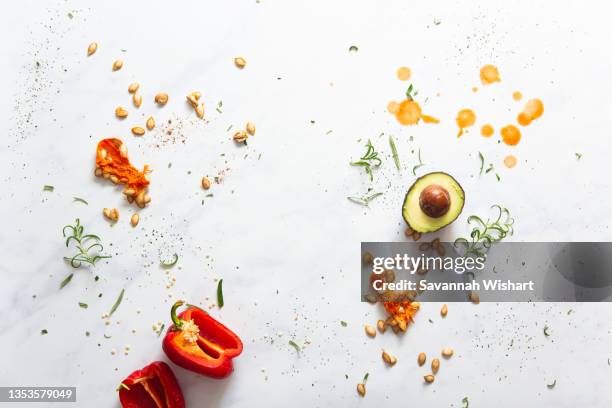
419, 184, 450, 218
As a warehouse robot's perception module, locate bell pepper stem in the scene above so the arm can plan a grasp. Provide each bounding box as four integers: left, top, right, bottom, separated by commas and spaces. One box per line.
170, 300, 186, 330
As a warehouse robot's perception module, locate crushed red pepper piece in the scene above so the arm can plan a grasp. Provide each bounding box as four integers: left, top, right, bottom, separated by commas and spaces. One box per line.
95, 138, 150, 200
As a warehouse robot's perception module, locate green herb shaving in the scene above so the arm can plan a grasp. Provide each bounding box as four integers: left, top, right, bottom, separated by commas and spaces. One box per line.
160, 253, 179, 268
363, 373, 369, 383
157, 323, 165, 337
340, 321, 347, 327
63, 219, 111, 268
389, 136, 400, 170
575, 152, 582, 160
43, 185, 54, 192
478, 152, 485, 176
216, 101, 223, 114
41, 329, 48, 335
462, 397, 469, 408
288, 340, 301, 353
109, 288, 125, 316
78, 302, 88, 309
217, 279, 224, 308
405, 84, 416, 100
454, 205, 514, 257
547, 380, 556, 389
412, 148, 425, 175
73, 197, 88, 205
350, 139, 382, 181
543, 325, 550, 337
349, 45, 358, 52
347, 192, 383, 207
60, 273, 74, 289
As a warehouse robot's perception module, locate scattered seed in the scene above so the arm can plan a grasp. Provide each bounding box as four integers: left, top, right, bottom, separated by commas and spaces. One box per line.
419, 242, 431, 251
234, 57, 247, 69
356, 383, 366, 397
233, 130, 248, 144
441, 304, 448, 317
382, 351, 397, 365
195, 104, 205, 119
431, 358, 440, 374
112, 60, 123, 71
442, 347, 454, 358
128, 83, 140, 94
130, 213, 139, 227
133, 94, 142, 108
418, 352, 426, 366
246, 121, 256, 135
469, 291, 480, 304
376, 320, 386, 333
146, 116, 155, 130
364, 325, 376, 338
412, 232, 422, 241
405, 227, 414, 237
201, 177, 211, 190
362, 252, 374, 265
132, 127, 145, 136
424, 375, 435, 384
155, 93, 169, 105
103, 208, 119, 222
191, 91, 201, 101
115, 107, 128, 118
186, 94, 198, 108
87, 42, 98, 56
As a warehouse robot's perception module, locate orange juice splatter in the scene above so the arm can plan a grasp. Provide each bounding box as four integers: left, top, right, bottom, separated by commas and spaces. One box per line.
396, 67, 412, 81
456, 109, 476, 137
421, 115, 440, 124
512, 91, 522, 101
387, 101, 400, 114
481, 124, 494, 137
501, 125, 521, 146
480, 65, 501, 85
395, 100, 422, 125
504, 155, 517, 168
516, 98, 544, 126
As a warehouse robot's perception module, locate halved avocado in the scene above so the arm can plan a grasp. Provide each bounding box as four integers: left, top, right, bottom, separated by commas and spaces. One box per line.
402, 172, 465, 233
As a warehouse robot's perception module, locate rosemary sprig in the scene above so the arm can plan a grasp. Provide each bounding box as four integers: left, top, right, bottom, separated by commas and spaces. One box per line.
350, 139, 382, 181
412, 148, 425, 175
347, 192, 383, 207
389, 136, 400, 170
454, 205, 514, 257
72, 197, 88, 205
109, 288, 125, 316
288, 340, 301, 353
62, 219, 111, 268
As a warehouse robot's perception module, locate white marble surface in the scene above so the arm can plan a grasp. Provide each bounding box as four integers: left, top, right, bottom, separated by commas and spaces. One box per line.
2, 0, 612, 407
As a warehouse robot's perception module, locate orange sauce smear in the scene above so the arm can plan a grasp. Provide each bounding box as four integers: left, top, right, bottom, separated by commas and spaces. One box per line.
396, 67, 412, 81
96, 138, 150, 196
504, 155, 517, 168
481, 124, 494, 137
480, 65, 501, 85
517, 98, 544, 126
500, 125, 521, 146
456, 109, 476, 137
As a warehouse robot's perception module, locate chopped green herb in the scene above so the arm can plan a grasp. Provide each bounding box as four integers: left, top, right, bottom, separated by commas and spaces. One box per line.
60, 273, 74, 289
543, 325, 550, 337
363, 373, 369, 383
496, 173, 501, 182
206, 193, 214, 197
478, 152, 485, 176
109, 288, 125, 316
405, 84, 415, 100
462, 396, 469, 408
72, 197, 88, 205
389, 136, 400, 170
217, 279, 224, 308
340, 321, 347, 327
41, 329, 48, 335
67, 12, 74, 18
43, 185, 54, 192
288, 340, 301, 353
349, 45, 358, 52
78, 302, 88, 309
160, 253, 179, 268
104, 334, 112, 339
157, 323, 165, 337
63, 219, 111, 268
347, 192, 383, 207
350, 139, 382, 181
412, 148, 425, 175
575, 152, 582, 160
85, 331, 90, 336
547, 380, 556, 389
216, 101, 223, 114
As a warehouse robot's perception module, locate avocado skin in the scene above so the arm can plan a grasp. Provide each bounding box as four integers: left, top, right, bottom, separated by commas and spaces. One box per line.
402, 171, 465, 233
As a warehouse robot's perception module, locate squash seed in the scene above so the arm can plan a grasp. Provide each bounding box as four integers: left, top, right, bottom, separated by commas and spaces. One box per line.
356, 383, 366, 397
146, 116, 155, 130
201, 177, 211, 190
376, 320, 386, 333
115, 107, 128, 118
418, 352, 426, 366
130, 213, 139, 227
364, 325, 376, 338
112, 60, 123, 71
195, 104, 204, 119
441, 304, 448, 317
87, 42, 98, 56
431, 358, 440, 374
246, 121, 256, 135
131, 127, 145, 136
424, 375, 435, 384
133, 94, 142, 108
154, 93, 168, 105
234, 57, 246, 68
128, 83, 140, 93
382, 351, 397, 365
441, 347, 454, 358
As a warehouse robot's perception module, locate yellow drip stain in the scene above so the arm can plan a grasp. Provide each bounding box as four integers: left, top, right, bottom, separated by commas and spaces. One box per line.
480, 65, 501, 85
456, 109, 476, 137
387, 101, 400, 114
512, 91, 522, 101
395, 100, 422, 125
504, 155, 517, 168
516, 98, 544, 126
397, 67, 412, 81
481, 124, 494, 138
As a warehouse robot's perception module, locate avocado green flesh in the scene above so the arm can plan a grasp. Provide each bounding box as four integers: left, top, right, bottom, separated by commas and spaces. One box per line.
402, 172, 465, 233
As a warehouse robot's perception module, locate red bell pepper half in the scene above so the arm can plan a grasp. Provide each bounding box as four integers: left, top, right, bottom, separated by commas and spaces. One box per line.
162, 300, 243, 379
118, 361, 185, 408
